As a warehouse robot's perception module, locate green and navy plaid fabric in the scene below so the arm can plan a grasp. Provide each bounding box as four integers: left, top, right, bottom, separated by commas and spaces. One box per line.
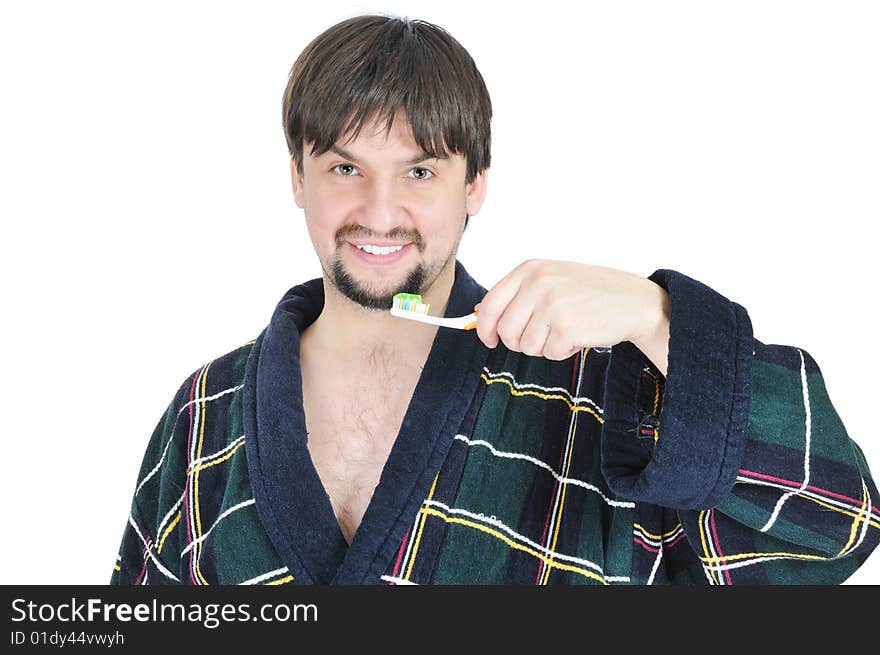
111, 262, 879, 585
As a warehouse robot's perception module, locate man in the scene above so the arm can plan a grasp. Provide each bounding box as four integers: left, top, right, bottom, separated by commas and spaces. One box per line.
111, 14, 879, 585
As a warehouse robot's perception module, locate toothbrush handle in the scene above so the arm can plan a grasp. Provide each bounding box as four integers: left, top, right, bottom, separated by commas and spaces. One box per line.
462, 309, 478, 330
390, 308, 479, 330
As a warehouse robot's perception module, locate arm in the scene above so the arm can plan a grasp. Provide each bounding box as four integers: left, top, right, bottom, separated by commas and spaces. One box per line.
600, 269, 880, 584
109, 371, 196, 585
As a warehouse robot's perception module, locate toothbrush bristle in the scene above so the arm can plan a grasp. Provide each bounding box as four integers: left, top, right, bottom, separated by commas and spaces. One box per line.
392, 292, 430, 315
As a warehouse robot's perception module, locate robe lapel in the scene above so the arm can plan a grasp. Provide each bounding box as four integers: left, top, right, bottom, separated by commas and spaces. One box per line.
243, 260, 490, 584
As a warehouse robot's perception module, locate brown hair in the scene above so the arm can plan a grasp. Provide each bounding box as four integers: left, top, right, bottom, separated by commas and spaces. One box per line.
282, 13, 492, 225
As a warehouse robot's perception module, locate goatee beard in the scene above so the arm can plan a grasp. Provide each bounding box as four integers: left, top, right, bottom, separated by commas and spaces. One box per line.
329, 257, 428, 311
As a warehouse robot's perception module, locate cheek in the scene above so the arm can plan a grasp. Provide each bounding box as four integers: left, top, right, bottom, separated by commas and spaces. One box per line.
419, 187, 466, 227
307, 179, 339, 209
303, 209, 342, 254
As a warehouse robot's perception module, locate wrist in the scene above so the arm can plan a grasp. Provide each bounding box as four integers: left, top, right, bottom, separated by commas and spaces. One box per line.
631, 281, 670, 376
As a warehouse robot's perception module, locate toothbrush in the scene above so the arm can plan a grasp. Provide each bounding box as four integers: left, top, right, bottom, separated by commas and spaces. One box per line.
390, 293, 479, 330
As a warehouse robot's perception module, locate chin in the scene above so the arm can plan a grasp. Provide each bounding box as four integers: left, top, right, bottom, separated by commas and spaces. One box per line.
328, 257, 428, 311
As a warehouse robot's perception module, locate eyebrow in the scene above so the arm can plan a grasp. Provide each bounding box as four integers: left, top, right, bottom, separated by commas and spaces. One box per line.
328, 144, 442, 166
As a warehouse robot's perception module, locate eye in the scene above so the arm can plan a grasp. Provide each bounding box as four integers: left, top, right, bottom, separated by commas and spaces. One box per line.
329, 163, 435, 180
330, 163, 359, 176
408, 167, 434, 181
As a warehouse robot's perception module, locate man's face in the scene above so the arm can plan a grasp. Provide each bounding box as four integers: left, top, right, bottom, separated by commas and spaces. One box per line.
290, 108, 487, 311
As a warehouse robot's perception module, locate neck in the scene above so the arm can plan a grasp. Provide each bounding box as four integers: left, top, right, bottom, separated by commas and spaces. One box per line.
300, 259, 457, 370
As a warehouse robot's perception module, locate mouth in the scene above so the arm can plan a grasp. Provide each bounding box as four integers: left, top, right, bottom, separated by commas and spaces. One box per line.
346, 241, 415, 266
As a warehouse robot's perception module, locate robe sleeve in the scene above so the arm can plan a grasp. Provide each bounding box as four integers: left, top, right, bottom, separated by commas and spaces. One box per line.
109, 370, 198, 585
600, 269, 880, 584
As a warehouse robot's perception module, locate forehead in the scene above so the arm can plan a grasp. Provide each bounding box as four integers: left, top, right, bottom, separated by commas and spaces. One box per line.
311, 108, 461, 165
325, 142, 440, 167
332, 118, 423, 156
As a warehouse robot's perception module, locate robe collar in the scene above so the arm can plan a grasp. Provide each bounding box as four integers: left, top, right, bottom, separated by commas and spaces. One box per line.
243, 259, 490, 583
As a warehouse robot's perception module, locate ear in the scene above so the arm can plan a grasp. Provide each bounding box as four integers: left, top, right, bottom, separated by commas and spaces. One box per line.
464, 168, 489, 219
290, 158, 305, 209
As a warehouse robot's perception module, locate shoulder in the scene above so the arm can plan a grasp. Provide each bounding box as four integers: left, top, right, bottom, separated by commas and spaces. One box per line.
169, 338, 257, 409
154, 338, 257, 463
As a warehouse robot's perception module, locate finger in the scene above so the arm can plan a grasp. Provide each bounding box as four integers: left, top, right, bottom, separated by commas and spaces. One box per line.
544, 322, 582, 361
475, 268, 525, 348
496, 292, 537, 353
518, 310, 551, 357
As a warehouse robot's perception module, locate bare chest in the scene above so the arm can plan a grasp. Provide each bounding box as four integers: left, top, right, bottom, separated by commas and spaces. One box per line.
301, 370, 420, 545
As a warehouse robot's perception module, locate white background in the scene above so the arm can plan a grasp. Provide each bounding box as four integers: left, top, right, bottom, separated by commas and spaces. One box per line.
1, 0, 878, 584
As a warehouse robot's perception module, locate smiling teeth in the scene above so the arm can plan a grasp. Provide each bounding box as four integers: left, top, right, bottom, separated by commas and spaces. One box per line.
357, 244, 404, 255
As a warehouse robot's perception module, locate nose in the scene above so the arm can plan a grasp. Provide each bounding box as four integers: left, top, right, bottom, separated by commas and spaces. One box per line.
359, 177, 406, 235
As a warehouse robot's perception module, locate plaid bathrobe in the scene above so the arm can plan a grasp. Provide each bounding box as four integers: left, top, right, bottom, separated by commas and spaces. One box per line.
110, 260, 879, 585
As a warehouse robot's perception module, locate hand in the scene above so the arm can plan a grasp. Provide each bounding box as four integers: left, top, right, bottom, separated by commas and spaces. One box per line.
473, 259, 669, 363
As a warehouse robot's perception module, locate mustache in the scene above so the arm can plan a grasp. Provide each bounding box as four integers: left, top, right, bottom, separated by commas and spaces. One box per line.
336, 228, 422, 246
